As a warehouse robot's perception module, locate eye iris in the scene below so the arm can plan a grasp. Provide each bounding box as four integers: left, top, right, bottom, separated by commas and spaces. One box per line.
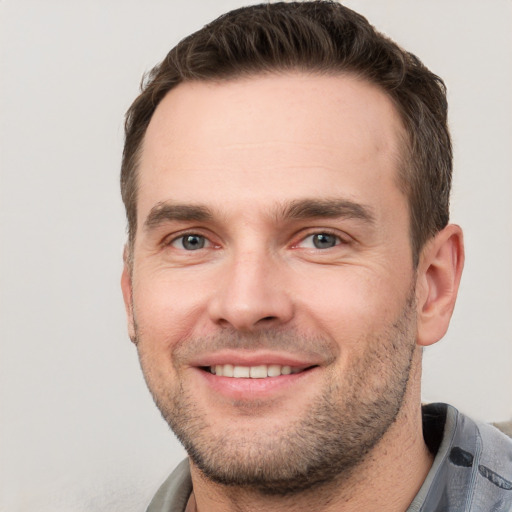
313, 233, 337, 249
182, 235, 205, 250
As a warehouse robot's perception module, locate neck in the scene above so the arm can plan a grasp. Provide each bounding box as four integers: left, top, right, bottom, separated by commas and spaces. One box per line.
189, 353, 432, 512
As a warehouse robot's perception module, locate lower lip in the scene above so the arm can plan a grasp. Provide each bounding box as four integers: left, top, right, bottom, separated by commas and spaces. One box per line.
195, 367, 318, 400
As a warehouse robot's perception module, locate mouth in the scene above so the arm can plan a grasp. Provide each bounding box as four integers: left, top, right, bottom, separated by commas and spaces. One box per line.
193, 357, 321, 400
201, 364, 317, 378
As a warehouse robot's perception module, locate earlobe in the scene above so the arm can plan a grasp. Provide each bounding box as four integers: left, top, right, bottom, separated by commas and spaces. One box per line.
121, 246, 137, 344
416, 224, 464, 347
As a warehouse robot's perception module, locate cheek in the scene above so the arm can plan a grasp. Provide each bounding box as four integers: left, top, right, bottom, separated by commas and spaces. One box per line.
294, 267, 411, 346
132, 271, 209, 351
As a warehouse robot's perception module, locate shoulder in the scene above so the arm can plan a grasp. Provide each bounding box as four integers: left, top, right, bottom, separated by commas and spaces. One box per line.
471, 415, 512, 491
410, 403, 512, 511
446, 406, 512, 499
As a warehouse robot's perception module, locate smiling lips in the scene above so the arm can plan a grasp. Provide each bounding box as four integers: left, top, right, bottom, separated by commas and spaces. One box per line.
209, 364, 309, 378
195, 358, 320, 399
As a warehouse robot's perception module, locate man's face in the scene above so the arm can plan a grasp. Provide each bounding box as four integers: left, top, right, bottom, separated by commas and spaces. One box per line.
123, 73, 420, 493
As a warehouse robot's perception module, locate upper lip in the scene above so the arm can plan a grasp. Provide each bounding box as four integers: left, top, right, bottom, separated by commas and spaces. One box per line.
188, 350, 323, 369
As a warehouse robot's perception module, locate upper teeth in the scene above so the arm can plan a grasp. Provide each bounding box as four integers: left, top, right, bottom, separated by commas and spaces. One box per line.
211, 364, 302, 378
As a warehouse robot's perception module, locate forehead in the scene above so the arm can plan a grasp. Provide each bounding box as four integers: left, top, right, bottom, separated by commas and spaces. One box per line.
138, 73, 406, 221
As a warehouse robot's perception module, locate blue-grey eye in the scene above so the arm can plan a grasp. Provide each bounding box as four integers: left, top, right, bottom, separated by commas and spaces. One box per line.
177, 234, 206, 250
311, 233, 338, 249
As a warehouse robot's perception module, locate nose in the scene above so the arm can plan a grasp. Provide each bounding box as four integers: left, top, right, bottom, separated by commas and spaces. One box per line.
207, 248, 294, 331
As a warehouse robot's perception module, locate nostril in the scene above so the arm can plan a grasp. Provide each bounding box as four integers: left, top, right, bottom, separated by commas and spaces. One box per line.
254, 316, 281, 327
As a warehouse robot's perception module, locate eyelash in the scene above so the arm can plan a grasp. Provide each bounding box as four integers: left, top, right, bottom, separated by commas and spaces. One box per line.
294, 230, 347, 250
167, 233, 213, 251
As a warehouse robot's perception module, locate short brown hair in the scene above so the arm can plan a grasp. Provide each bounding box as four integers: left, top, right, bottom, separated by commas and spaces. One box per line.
121, 1, 451, 265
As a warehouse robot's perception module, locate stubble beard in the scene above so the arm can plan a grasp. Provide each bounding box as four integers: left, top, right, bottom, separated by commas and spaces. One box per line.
136, 290, 417, 496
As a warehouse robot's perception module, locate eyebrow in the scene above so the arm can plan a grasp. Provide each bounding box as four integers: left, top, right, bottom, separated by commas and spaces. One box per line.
144, 202, 213, 231
143, 198, 375, 233
144, 199, 375, 235
278, 198, 376, 224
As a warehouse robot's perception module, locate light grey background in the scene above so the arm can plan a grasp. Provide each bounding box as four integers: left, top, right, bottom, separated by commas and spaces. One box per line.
1, 1, 511, 510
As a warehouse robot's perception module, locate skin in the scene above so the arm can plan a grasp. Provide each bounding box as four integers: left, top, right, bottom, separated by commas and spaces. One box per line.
121, 73, 464, 511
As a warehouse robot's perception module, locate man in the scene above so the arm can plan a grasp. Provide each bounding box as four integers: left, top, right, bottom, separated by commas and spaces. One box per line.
120, 2, 512, 511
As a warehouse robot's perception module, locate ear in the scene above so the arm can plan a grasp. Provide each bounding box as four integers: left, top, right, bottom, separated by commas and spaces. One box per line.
121, 245, 137, 344
415, 224, 464, 347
